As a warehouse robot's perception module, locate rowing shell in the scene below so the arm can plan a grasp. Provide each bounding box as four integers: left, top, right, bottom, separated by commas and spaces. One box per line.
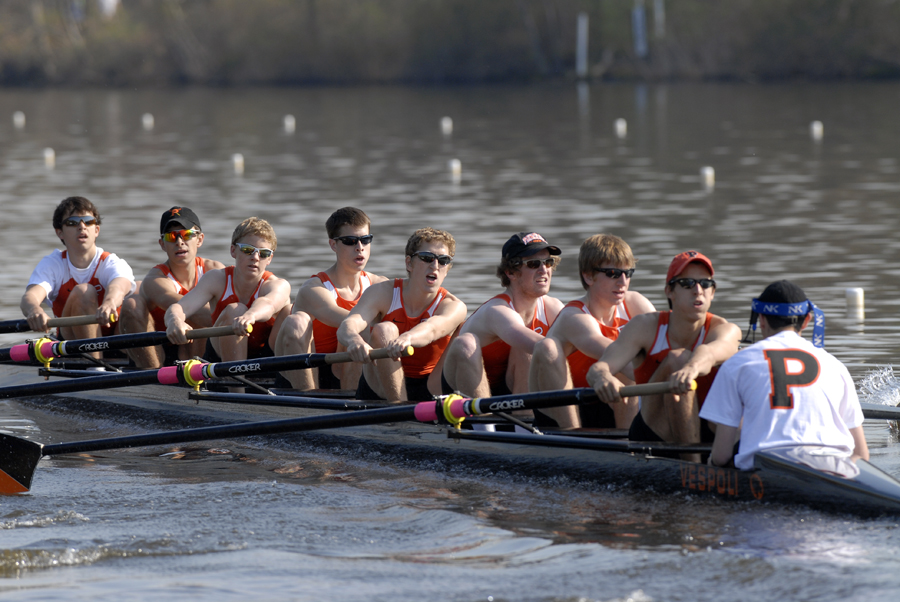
2, 361, 900, 516
448, 429, 900, 516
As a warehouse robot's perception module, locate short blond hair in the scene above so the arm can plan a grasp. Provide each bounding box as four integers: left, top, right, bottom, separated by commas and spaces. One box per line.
578, 234, 636, 289
232, 217, 277, 250
405, 227, 456, 257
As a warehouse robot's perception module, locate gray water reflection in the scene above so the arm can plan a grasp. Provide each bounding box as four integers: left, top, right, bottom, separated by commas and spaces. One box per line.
4, 84, 900, 598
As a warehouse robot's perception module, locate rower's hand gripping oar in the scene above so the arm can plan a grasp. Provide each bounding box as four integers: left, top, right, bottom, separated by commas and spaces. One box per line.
2, 325, 243, 366
0, 378, 668, 495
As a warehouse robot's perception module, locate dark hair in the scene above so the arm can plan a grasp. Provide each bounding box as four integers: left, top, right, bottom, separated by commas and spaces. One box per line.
326, 207, 370, 239
53, 197, 101, 230
757, 280, 809, 332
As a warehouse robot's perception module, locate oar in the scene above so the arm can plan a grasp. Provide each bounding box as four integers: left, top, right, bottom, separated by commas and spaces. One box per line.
0, 347, 412, 400
0, 314, 102, 335
0, 381, 675, 494
0, 325, 238, 363
861, 402, 900, 420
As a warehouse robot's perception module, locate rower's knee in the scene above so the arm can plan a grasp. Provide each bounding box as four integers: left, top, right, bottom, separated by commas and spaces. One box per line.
371, 321, 399, 346
215, 303, 248, 325
67, 283, 99, 312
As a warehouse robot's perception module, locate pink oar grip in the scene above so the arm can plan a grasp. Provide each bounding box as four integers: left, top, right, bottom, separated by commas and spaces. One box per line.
187, 362, 205, 383
447, 397, 467, 419
157, 366, 180, 385
10, 344, 31, 363
414, 401, 438, 422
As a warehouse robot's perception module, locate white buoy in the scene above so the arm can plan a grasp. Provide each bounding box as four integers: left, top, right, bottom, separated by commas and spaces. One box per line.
615, 118, 627, 139
846, 287, 864, 320
43, 148, 55, 169
142, 113, 154, 131
283, 114, 296, 134
810, 120, 824, 142
441, 116, 453, 136
846, 287, 864, 309
13, 111, 25, 129
449, 158, 461, 184
232, 153, 245, 175
701, 166, 715, 190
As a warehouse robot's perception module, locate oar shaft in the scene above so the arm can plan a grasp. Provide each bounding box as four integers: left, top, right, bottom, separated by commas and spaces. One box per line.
0, 314, 98, 335
39, 383, 679, 456
6, 325, 237, 362
0, 347, 406, 399
42, 405, 417, 455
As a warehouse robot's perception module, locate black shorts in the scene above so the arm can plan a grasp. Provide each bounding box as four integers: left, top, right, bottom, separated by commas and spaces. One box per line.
317, 363, 341, 390
357, 373, 433, 402
628, 411, 715, 443
440, 371, 512, 398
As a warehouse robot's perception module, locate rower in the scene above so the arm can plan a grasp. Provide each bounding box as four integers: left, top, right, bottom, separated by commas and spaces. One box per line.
529, 234, 655, 429
119, 207, 225, 368
274, 207, 387, 391
20, 196, 136, 357
165, 217, 292, 390
441, 231, 564, 399
587, 250, 741, 461
338, 227, 467, 402
701, 280, 869, 468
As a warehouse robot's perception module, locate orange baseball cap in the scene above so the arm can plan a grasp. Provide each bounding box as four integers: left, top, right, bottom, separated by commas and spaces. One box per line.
666, 250, 714, 283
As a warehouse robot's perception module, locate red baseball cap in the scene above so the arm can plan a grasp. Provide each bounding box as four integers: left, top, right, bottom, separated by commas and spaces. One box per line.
666, 250, 714, 283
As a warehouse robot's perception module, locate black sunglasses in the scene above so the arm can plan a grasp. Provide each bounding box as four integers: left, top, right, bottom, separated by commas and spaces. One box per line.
669, 278, 716, 290
522, 257, 559, 270
333, 234, 374, 246
63, 215, 98, 228
594, 267, 634, 279
411, 251, 453, 266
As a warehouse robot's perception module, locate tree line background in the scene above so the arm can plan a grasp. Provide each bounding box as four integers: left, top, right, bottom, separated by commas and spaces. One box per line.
2, 0, 900, 86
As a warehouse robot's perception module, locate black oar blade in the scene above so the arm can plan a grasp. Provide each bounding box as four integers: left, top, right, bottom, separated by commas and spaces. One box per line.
0, 434, 43, 494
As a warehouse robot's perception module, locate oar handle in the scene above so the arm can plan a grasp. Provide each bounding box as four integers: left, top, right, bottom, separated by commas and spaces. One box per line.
324, 346, 414, 365
618, 380, 696, 398
46, 315, 104, 328
185, 326, 242, 340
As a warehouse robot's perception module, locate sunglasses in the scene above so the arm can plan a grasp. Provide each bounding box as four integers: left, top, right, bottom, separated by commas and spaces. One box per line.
669, 278, 716, 290
161, 228, 201, 243
411, 251, 453, 266
333, 235, 374, 246
594, 267, 634, 279
236, 243, 274, 259
63, 215, 98, 228
521, 257, 560, 270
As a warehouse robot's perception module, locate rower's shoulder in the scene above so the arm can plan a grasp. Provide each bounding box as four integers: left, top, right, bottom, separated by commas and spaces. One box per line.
365, 272, 389, 285
624, 290, 656, 314
200, 257, 225, 271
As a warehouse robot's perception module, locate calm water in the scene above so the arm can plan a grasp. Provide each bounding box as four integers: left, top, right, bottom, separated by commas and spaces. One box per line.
1, 83, 900, 600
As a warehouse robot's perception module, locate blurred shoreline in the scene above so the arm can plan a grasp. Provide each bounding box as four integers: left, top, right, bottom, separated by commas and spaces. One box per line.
3, 0, 900, 87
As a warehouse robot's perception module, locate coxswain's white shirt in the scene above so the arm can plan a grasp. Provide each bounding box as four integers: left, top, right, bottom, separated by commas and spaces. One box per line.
700, 330, 863, 470
27, 247, 136, 303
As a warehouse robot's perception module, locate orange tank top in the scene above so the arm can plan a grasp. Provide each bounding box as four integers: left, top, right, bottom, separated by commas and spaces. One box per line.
382, 278, 450, 378
212, 266, 276, 355
633, 311, 718, 406
309, 271, 371, 354
478, 293, 550, 387
566, 300, 631, 388
150, 257, 207, 331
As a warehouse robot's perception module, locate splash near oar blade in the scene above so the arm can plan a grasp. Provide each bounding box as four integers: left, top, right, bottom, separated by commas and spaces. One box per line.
0, 434, 43, 494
